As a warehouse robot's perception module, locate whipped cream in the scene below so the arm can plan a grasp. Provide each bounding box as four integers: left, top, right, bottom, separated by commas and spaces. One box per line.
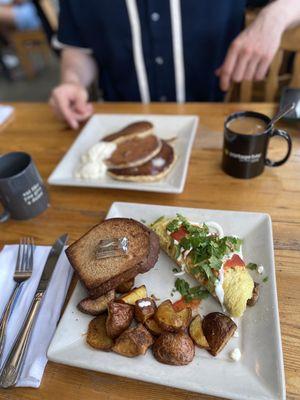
75, 141, 116, 179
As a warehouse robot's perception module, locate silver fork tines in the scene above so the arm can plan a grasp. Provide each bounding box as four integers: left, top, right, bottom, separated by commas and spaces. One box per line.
0, 238, 34, 364
95, 237, 128, 259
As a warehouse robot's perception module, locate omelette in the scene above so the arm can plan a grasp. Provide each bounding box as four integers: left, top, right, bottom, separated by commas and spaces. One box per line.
151, 215, 254, 317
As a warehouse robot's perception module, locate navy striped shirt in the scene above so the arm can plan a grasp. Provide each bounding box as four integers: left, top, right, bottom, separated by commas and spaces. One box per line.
57, 0, 267, 102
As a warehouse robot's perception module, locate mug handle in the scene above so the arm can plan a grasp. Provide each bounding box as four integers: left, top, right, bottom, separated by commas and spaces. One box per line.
0, 210, 10, 223
265, 129, 292, 167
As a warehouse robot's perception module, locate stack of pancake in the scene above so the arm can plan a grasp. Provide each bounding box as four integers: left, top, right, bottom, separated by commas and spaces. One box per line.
103, 121, 176, 182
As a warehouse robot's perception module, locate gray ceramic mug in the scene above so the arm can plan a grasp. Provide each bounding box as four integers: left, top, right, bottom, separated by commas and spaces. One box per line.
0, 152, 49, 222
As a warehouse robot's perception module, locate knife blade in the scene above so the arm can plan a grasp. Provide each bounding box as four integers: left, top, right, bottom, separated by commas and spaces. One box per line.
0, 233, 68, 388
37, 233, 68, 293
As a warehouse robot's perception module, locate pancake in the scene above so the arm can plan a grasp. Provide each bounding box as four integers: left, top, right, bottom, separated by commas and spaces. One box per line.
105, 134, 162, 169
108, 141, 176, 182
103, 121, 154, 144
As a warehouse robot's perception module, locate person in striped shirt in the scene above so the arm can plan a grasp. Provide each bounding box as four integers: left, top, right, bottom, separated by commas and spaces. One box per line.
49, 0, 300, 129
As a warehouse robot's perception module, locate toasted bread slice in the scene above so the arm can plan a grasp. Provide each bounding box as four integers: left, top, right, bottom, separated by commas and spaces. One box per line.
77, 290, 115, 316
66, 218, 160, 299
102, 121, 153, 143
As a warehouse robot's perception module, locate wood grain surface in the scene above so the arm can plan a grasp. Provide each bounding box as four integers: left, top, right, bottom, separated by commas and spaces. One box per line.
0, 103, 299, 400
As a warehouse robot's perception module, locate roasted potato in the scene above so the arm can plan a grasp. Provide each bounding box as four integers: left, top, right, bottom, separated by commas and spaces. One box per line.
112, 323, 154, 357
144, 317, 163, 336
152, 332, 195, 365
116, 278, 135, 294
86, 315, 114, 351
202, 312, 237, 356
134, 297, 156, 323
106, 301, 134, 339
77, 290, 115, 316
177, 307, 192, 329
189, 315, 210, 349
247, 282, 260, 306
154, 300, 191, 332
120, 285, 147, 305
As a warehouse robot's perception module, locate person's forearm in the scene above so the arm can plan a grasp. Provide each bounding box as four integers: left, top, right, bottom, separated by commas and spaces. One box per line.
262, 0, 300, 33
61, 48, 97, 88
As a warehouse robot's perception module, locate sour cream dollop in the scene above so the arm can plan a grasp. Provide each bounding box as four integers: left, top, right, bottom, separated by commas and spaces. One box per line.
229, 348, 242, 361
75, 141, 116, 179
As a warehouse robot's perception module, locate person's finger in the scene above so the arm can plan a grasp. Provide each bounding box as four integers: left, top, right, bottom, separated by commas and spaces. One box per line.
231, 48, 253, 83
243, 55, 260, 81
73, 89, 89, 114
218, 41, 240, 91
54, 94, 79, 129
254, 55, 271, 80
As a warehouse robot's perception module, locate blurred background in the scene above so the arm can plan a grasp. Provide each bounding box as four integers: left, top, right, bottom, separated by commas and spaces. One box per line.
0, 0, 299, 103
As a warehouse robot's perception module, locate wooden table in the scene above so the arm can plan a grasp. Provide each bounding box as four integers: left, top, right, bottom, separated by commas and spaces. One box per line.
0, 103, 299, 400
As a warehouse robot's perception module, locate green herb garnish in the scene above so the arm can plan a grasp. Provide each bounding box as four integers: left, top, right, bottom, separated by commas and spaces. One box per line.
165, 215, 243, 287
166, 218, 181, 232
175, 278, 209, 302
151, 216, 165, 226
247, 263, 258, 271
172, 267, 179, 273
263, 276, 269, 283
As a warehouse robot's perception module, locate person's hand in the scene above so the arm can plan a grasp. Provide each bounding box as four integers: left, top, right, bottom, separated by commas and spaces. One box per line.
49, 83, 93, 129
216, 8, 285, 92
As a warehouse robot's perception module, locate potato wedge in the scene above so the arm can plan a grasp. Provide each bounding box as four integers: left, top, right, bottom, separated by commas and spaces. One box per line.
153, 332, 195, 365
86, 315, 114, 351
247, 282, 260, 306
134, 297, 156, 323
144, 317, 163, 336
155, 300, 189, 332
112, 323, 154, 357
177, 307, 192, 329
77, 290, 115, 316
119, 285, 147, 305
116, 279, 135, 294
106, 301, 134, 338
202, 312, 237, 356
189, 315, 210, 349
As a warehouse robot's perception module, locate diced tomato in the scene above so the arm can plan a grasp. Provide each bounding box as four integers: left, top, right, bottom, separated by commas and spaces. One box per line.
173, 297, 201, 312
224, 254, 245, 271
171, 226, 188, 242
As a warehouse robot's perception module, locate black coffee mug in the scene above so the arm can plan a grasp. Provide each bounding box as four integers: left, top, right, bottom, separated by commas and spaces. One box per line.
0, 152, 49, 222
222, 111, 292, 179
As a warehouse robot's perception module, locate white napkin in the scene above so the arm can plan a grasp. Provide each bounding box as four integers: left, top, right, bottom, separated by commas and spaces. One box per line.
0, 105, 14, 126
0, 245, 73, 387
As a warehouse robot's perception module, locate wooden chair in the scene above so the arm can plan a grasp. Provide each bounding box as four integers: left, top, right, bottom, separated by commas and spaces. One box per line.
10, 0, 58, 79
227, 9, 300, 102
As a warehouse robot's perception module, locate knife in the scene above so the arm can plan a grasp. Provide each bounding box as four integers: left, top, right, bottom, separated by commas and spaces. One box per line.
0, 234, 68, 388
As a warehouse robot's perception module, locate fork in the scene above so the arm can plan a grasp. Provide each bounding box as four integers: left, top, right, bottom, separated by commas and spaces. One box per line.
0, 238, 34, 362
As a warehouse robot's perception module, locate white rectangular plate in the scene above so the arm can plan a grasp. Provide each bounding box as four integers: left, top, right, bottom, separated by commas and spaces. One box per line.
48, 202, 285, 400
48, 114, 198, 193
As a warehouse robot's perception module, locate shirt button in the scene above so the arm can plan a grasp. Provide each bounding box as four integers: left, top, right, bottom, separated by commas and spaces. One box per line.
155, 56, 164, 65
160, 96, 167, 102
151, 12, 160, 22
